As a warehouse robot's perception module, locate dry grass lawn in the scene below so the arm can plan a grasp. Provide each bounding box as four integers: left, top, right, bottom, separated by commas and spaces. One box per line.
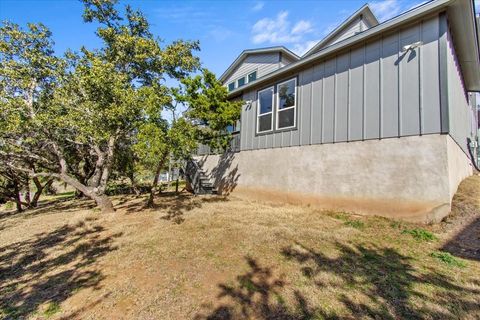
1, 175, 480, 319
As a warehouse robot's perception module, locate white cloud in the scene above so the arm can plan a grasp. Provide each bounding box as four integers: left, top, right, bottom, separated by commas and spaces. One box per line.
252, 1, 264, 12
251, 11, 313, 44
292, 20, 313, 34
370, 0, 402, 22
292, 39, 319, 56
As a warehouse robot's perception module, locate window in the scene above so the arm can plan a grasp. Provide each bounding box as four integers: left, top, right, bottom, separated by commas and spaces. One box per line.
237, 76, 246, 87
248, 71, 257, 83
257, 87, 274, 133
276, 78, 296, 129
228, 82, 235, 92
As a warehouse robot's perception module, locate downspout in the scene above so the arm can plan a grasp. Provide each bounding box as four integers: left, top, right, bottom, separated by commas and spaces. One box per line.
467, 137, 480, 171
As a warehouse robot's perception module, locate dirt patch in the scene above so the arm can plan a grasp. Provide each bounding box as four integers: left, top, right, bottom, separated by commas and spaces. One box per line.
438, 174, 480, 261
1, 181, 479, 319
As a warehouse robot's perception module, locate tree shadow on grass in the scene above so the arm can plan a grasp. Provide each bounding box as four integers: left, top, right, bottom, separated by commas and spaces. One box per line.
0, 220, 122, 319
442, 216, 480, 261
194, 257, 334, 320
196, 243, 479, 319
119, 192, 229, 224
0, 195, 83, 223
281, 242, 479, 319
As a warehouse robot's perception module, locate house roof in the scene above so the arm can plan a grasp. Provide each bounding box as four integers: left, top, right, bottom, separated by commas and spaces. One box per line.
228, 0, 480, 97
219, 46, 300, 83
303, 4, 379, 57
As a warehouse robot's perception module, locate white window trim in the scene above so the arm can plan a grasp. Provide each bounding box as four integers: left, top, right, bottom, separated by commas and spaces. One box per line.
237, 76, 246, 87
276, 78, 297, 130
247, 70, 258, 83
257, 86, 274, 134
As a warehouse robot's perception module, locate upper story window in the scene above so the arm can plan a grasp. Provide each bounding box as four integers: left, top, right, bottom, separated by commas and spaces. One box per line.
257, 86, 274, 133
248, 71, 257, 83
237, 76, 246, 87
228, 82, 235, 92
276, 78, 296, 129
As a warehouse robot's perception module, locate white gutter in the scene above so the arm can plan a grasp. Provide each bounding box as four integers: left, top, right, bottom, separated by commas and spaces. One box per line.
228, 0, 453, 97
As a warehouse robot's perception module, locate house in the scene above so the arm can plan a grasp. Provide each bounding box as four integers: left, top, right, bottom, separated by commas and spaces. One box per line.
194, 0, 480, 223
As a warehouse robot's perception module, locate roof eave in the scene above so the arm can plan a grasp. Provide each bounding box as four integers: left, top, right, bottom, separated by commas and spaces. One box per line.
302, 4, 379, 58
446, 0, 480, 91
219, 47, 300, 83
228, 0, 455, 97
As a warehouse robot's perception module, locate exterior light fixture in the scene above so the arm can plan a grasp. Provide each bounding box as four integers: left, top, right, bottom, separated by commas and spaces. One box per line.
402, 41, 423, 52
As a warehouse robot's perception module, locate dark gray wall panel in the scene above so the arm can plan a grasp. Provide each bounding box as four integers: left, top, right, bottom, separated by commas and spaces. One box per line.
400, 25, 421, 136
311, 63, 324, 144
349, 46, 365, 141
282, 131, 291, 148
365, 41, 381, 139
238, 15, 444, 152
323, 59, 336, 143
381, 33, 400, 138
266, 133, 274, 148
446, 26, 473, 155
421, 17, 441, 134
335, 54, 350, 142
274, 132, 282, 148
300, 68, 313, 145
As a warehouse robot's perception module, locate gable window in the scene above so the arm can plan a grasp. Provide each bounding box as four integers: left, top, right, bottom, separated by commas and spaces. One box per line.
228, 82, 235, 92
248, 71, 257, 83
276, 78, 296, 129
237, 76, 246, 87
257, 86, 274, 133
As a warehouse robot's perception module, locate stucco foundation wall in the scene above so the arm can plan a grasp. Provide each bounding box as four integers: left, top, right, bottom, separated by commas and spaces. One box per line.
446, 135, 473, 200
195, 135, 472, 223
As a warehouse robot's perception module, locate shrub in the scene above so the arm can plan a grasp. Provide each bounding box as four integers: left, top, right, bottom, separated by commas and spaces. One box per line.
430, 251, 466, 268
344, 220, 365, 229
402, 228, 437, 241
43, 302, 61, 317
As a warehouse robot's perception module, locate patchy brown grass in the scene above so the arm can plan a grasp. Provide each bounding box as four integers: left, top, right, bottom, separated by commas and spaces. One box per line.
1, 177, 479, 320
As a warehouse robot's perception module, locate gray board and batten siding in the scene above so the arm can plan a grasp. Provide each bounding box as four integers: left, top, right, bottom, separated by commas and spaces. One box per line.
239, 13, 463, 152
445, 23, 477, 155
224, 52, 284, 88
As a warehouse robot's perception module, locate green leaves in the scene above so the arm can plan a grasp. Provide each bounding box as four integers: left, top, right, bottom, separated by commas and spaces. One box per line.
179, 68, 242, 149
1, 0, 239, 207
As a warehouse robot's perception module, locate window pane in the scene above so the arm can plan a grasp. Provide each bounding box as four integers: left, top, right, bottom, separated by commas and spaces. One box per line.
278, 79, 296, 109
238, 77, 246, 87
228, 82, 235, 91
278, 108, 295, 128
248, 71, 257, 82
258, 114, 272, 132
258, 88, 273, 114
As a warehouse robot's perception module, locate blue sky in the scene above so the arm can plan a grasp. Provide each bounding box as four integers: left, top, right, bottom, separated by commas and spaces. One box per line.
1, 0, 479, 78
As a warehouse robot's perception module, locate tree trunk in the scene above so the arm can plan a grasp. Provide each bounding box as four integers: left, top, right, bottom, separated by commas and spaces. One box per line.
147, 161, 163, 208
30, 178, 53, 208
92, 194, 115, 213
48, 136, 116, 214
129, 174, 140, 196
13, 181, 23, 213
24, 178, 31, 207
58, 173, 115, 214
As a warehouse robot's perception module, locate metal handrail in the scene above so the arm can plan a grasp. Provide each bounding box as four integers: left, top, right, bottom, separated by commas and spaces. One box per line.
195, 131, 241, 156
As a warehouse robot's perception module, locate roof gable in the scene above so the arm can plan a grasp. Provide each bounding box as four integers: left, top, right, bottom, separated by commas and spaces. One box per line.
228, 0, 480, 95
219, 47, 299, 83
303, 4, 379, 57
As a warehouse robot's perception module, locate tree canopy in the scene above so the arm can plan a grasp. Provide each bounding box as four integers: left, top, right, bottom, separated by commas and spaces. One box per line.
0, 0, 241, 213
